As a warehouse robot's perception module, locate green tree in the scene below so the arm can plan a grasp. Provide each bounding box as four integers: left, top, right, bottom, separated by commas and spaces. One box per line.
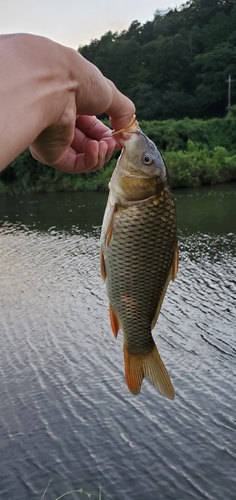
194, 41, 236, 116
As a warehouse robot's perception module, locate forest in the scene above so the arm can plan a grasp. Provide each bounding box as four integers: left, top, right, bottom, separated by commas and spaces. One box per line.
80, 0, 236, 120
1, 0, 236, 194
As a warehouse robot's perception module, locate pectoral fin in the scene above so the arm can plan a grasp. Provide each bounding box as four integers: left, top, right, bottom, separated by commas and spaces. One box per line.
100, 201, 119, 280
104, 203, 118, 247
123, 343, 174, 399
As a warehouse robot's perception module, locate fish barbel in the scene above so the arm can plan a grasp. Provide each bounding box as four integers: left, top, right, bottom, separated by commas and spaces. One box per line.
100, 122, 178, 399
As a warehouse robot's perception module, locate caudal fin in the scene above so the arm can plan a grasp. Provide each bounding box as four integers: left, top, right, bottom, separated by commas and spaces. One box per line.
123, 344, 175, 399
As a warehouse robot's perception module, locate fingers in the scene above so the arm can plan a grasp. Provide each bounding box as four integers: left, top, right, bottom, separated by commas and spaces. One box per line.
75, 115, 111, 141
52, 140, 110, 174
74, 114, 129, 152
71, 118, 116, 160
30, 115, 118, 171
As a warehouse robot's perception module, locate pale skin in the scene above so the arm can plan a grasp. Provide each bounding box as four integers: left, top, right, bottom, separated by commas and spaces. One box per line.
0, 33, 135, 173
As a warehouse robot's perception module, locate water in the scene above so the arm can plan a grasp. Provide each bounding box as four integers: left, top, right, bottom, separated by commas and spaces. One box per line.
0, 184, 236, 500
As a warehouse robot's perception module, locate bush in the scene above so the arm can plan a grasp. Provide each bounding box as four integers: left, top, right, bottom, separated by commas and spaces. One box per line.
165, 141, 236, 188
1, 115, 236, 194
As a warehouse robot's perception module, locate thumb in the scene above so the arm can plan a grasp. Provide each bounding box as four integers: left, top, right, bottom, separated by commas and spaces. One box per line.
105, 79, 136, 132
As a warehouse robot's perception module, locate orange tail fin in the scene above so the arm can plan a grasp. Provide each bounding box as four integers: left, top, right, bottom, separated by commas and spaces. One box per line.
123, 344, 175, 399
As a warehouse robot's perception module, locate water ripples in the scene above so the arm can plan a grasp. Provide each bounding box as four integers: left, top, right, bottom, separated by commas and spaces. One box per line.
0, 188, 236, 499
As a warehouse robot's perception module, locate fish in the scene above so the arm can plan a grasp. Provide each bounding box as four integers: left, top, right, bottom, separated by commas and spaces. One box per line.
100, 119, 178, 399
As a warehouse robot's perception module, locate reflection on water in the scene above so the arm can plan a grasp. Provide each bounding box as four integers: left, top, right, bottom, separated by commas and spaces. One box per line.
1, 182, 236, 236
0, 184, 236, 500
0, 191, 104, 234
176, 183, 236, 236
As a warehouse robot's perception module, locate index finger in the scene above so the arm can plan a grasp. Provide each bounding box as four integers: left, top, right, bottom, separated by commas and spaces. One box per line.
75, 115, 113, 141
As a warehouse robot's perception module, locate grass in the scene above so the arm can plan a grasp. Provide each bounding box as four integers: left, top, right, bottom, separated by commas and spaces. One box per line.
40, 480, 102, 500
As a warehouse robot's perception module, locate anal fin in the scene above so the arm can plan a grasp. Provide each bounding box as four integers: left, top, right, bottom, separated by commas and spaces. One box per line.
109, 305, 120, 338
100, 248, 106, 281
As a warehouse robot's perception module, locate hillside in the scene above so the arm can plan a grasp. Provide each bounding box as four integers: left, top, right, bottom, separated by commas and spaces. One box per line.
80, 0, 236, 120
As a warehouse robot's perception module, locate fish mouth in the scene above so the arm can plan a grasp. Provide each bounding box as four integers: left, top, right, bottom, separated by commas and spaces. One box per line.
112, 115, 138, 134
112, 117, 155, 155
113, 128, 138, 149
112, 116, 141, 148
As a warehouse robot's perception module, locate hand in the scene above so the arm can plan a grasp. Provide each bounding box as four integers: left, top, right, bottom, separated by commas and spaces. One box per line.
29, 50, 135, 173
0, 34, 135, 172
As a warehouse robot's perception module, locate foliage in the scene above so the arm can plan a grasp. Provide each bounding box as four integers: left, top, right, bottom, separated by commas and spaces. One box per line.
226, 103, 236, 117
1, 115, 236, 194
80, 0, 236, 120
0, 149, 78, 195
165, 140, 236, 188
2, 1, 236, 195
139, 116, 236, 153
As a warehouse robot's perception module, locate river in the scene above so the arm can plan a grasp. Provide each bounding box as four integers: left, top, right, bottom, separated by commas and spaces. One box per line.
0, 184, 236, 500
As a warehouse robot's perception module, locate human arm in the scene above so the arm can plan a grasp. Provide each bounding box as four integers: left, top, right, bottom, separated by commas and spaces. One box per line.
0, 34, 135, 172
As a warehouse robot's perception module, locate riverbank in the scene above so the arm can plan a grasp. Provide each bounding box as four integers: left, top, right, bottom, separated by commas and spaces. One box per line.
1, 115, 236, 194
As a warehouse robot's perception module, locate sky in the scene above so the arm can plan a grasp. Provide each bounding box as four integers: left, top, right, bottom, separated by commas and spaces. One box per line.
1, 0, 186, 49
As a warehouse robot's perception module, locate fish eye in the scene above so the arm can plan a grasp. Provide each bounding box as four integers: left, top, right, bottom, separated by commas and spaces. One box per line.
142, 153, 153, 165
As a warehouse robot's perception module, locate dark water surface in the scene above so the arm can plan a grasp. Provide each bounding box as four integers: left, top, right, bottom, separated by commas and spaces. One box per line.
0, 184, 236, 500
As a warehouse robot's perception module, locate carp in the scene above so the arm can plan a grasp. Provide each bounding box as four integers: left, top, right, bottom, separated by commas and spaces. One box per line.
100, 120, 178, 398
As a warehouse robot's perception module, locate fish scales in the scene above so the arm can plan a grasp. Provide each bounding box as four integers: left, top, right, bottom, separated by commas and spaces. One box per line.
100, 124, 178, 398
105, 190, 176, 357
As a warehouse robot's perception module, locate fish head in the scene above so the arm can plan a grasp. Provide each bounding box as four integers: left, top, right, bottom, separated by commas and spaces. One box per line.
110, 128, 167, 201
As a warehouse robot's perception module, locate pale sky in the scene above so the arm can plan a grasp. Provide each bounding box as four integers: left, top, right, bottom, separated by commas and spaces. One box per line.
1, 0, 186, 49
